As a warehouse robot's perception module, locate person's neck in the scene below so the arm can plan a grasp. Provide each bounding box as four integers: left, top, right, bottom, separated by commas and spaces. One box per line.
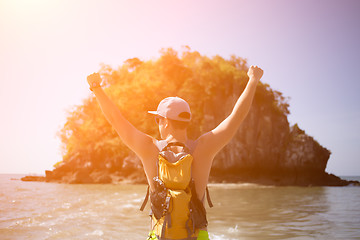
164, 132, 188, 143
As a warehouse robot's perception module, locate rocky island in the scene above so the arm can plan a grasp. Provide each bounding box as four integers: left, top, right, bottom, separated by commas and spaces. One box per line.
22, 48, 358, 186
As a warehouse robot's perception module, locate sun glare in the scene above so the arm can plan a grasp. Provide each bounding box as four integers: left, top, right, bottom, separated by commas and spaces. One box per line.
3, 0, 59, 16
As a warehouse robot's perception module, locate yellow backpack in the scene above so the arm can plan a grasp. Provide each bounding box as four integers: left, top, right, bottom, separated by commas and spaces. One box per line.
140, 141, 213, 240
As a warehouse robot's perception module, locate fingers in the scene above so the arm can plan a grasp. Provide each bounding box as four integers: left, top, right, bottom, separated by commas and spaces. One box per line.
87, 72, 102, 87
247, 65, 264, 80
87, 72, 99, 80
250, 65, 263, 71
87, 72, 98, 79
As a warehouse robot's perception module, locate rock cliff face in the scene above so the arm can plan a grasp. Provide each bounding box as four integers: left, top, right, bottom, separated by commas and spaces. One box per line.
194, 90, 347, 186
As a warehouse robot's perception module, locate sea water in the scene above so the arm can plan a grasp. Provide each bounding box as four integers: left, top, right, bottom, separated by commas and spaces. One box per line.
1, 174, 359, 240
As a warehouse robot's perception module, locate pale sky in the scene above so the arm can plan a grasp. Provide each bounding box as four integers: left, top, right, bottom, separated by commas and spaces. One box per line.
0, 0, 359, 176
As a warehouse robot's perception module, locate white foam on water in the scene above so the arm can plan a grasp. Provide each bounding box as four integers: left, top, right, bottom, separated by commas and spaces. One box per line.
87, 229, 104, 236
121, 203, 137, 209
227, 224, 239, 233
61, 202, 71, 209
131, 197, 143, 203
209, 233, 230, 240
208, 183, 275, 189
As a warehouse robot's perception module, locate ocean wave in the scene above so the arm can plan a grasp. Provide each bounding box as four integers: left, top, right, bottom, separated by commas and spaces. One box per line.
208, 183, 274, 189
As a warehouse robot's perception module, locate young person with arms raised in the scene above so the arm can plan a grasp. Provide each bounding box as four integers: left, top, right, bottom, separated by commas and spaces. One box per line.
87, 65, 264, 240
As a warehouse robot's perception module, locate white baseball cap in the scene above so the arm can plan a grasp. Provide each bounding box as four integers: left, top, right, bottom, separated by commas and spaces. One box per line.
148, 97, 191, 122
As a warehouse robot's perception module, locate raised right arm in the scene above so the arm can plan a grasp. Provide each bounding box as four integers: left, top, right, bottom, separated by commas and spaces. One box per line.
87, 73, 157, 160
195, 66, 263, 158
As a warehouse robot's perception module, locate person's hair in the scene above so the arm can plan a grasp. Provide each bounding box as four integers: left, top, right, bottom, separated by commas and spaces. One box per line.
168, 119, 189, 130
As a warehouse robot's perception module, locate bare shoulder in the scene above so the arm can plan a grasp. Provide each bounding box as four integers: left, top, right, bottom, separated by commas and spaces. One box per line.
135, 137, 160, 188
193, 131, 217, 158
137, 136, 159, 164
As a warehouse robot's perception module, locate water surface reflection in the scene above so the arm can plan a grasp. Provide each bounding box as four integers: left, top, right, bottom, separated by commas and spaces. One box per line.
207, 184, 332, 239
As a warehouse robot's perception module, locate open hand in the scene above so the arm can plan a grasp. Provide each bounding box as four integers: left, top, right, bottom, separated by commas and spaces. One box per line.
87, 72, 102, 88
247, 65, 264, 82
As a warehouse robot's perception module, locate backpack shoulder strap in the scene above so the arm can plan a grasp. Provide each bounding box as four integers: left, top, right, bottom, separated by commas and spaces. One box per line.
205, 186, 213, 208
156, 139, 196, 153
163, 142, 190, 153
139, 185, 150, 211
155, 139, 168, 151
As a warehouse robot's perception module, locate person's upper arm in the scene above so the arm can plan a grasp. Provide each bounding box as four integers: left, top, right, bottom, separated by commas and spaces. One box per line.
110, 111, 157, 161
197, 69, 261, 157
91, 87, 158, 162
196, 114, 243, 158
